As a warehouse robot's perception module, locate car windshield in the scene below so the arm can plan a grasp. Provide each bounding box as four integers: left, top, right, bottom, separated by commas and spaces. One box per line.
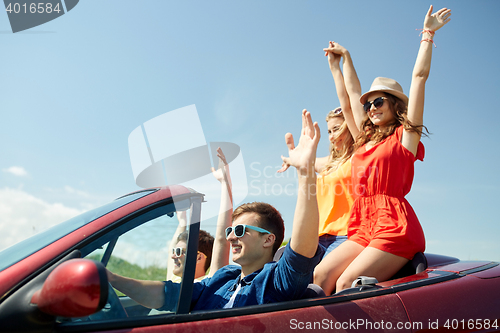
0, 189, 156, 271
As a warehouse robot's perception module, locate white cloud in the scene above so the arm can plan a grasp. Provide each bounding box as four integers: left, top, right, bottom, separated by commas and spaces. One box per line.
3, 166, 28, 177
0, 187, 86, 252
44, 186, 109, 211
64, 185, 90, 198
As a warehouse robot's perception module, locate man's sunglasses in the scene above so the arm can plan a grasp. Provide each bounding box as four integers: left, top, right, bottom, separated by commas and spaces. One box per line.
363, 97, 387, 112
225, 224, 271, 239
172, 247, 186, 258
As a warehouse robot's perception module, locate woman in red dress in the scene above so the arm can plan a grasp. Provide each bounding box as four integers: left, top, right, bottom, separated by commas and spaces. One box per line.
313, 6, 451, 295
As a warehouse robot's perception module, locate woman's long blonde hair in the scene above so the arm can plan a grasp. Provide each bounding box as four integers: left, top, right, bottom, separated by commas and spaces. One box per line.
322, 108, 355, 173
355, 93, 429, 150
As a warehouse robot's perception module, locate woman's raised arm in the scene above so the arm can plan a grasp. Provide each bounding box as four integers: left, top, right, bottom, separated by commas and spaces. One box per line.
324, 42, 365, 134
324, 41, 359, 139
403, 5, 451, 155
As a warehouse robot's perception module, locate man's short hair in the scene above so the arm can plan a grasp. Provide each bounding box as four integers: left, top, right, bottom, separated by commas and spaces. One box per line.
232, 202, 285, 255
177, 230, 214, 272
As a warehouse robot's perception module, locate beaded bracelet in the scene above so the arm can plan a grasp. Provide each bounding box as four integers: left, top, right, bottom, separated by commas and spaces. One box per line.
420, 29, 435, 36
417, 29, 437, 47
421, 38, 437, 48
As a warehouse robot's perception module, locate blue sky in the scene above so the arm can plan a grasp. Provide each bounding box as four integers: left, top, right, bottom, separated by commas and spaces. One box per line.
1, 0, 499, 261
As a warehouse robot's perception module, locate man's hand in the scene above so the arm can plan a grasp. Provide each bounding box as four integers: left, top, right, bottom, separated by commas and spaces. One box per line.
211, 147, 230, 185
281, 110, 320, 176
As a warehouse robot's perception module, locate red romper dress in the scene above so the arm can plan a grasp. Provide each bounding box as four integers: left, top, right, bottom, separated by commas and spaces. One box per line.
348, 126, 425, 260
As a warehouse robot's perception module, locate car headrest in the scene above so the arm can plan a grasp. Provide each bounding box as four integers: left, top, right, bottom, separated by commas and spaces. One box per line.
273, 246, 286, 261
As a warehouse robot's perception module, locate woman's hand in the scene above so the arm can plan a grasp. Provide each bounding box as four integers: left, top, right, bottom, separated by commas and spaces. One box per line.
423, 5, 451, 32
323, 41, 347, 57
324, 41, 341, 69
277, 161, 290, 173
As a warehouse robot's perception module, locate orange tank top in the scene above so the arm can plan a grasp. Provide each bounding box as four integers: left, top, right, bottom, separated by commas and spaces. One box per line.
316, 159, 354, 236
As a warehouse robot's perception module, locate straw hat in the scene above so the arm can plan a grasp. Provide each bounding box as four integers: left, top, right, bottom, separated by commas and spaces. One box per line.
360, 77, 408, 106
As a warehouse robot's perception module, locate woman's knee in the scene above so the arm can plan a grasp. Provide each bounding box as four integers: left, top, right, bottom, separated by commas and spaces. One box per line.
313, 265, 329, 286
336, 275, 354, 292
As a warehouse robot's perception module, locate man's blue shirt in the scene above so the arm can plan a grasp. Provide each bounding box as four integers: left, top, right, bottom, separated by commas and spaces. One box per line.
158, 243, 323, 311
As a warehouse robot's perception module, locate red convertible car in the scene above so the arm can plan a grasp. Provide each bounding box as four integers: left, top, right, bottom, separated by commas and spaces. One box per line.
0, 186, 499, 332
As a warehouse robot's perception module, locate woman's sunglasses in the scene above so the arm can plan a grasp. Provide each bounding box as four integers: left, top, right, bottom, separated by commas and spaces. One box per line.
225, 224, 271, 239
172, 247, 186, 257
363, 97, 386, 112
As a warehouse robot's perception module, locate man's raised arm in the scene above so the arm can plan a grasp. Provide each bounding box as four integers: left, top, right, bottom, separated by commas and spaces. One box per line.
280, 110, 320, 258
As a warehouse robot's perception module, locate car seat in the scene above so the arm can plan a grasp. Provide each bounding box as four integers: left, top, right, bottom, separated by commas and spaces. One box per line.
273, 246, 326, 299
390, 252, 428, 279
300, 283, 326, 299
273, 246, 286, 262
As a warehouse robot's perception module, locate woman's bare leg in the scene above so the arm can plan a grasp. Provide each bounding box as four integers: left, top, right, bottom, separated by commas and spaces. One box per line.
336, 247, 409, 292
313, 240, 364, 295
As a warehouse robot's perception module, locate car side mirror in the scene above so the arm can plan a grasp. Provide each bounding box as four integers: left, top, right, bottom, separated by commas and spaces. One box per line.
30, 259, 108, 317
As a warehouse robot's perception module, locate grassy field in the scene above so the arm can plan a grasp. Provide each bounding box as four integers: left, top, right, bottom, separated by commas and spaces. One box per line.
88, 254, 167, 290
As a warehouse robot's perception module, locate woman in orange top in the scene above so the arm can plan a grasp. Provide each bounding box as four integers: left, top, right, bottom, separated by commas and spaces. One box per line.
314, 6, 451, 295
315, 108, 355, 256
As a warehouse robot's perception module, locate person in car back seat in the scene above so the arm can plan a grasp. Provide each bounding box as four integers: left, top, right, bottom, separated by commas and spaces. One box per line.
166, 148, 233, 283
168, 227, 214, 283
107, 110, 324, 310
313, 6, 451, 295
